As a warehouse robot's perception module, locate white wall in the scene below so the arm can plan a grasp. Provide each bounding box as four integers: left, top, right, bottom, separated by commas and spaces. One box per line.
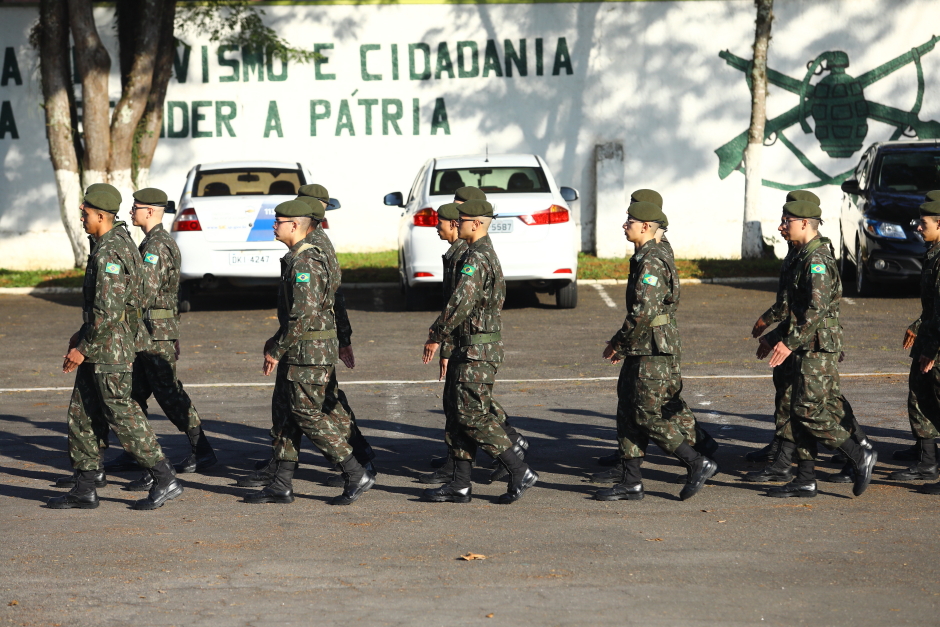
2, 0, 940, 268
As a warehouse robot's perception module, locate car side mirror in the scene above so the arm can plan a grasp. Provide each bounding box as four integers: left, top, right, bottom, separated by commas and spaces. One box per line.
384, 192, 404, 208
560, 186, 579, 202
840, 179, 861, 195
165, 200, 176, 214
326, 198, 341, 211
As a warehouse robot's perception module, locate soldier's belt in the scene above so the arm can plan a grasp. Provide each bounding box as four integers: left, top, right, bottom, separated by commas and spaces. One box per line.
145, 308, 176, 320
82, 309, 142, 324
301, 329, 337, 340
459, 332, 501, 346
821, 318, 840, 328
650, 314, 675, 327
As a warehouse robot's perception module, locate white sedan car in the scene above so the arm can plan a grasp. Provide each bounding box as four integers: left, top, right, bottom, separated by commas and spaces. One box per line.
165, 160, 339, 311
384, 153, 580, 309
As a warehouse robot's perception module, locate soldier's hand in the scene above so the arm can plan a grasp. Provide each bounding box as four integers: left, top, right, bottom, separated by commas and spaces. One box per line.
838, 351, 845, 363
263, 338, 275, 356
423, 342, 440, 364
751, 317, 768, 338
920, 355, 935, 374
68, 331, 80, 351
175, 339, 181, 360
602, 342, 621, 364
768, 341, 792, 368
756, 337, 772, 360
62, 348, 85, 373
262, 353, 278, 376
339, 345, 356, 369
903, 329, 917, 350
439, 357, 448, 381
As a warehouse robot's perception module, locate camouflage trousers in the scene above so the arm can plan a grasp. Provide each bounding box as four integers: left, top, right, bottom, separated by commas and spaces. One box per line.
662, 377, 699, 447
442, 360, 508, 452
446, 359, 513, 461
131, 340, 201, 433
907, 358, 940, 440
67, 363, 164, 471
616, 355, 690, 459
785, 351, 853, 459
270, 362, 353, 465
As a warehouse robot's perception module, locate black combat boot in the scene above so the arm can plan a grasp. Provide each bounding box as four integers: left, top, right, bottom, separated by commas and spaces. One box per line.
838, 438, 878, 497
175, 427, 218, 474
103, 449, 141, 472
745, 438, 778, 463
826, 460, 856, 483
590, 458, 625, 483
326, 435, 378, 487
330, 454, 376, 506
245, 460, 296, 504
124, 471, 155, 492
693, 427, 720, 459
675, 442, 718, 501
419, 455, 455, 484
768, 460, 817, 498
55, 461, 107, 489
594, 458, 644, 501
132, 458, 184, 510
888, 438, 939, 480
893, 442, 922, 461
489, 435, 529, 483
744, 439, 795, 482
597, 451, 621, 466
238, 457, 278, 487
496, 447, 538, 504
47, 470, 100, 509
423, 458, 473, 503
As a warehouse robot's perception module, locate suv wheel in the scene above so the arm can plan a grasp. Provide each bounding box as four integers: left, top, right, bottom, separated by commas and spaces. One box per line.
556, 280, 578, 309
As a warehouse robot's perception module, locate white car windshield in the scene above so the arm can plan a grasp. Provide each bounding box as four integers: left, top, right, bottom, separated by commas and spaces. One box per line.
193, 167, 304, 197
875, 152, 940, 194
430, 167, 550, 195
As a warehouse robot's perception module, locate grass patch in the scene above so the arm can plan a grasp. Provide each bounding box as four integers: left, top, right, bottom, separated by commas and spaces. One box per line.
336, 250, 398, 283
576, 253, 781, 281
0, 268, 85, 288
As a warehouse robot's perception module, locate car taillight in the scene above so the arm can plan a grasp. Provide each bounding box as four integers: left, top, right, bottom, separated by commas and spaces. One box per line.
322, 219, 330, 229
518, 205, 570, 226
414, 272, 434, 278
172, 207, 202, 232
413, 207, 438, 227
553, 268, 573, 274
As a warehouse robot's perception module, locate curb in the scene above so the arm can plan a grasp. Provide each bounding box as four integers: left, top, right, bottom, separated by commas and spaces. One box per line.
0, 286, 82, 295
580, 277, 777, 286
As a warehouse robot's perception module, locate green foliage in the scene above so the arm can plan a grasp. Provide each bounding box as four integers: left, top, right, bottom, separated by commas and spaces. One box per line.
336, 250, 398, 283
577, 253, 781, 280
0, 268, 85, 288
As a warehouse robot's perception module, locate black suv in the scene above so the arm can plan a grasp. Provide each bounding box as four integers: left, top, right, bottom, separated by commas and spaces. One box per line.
840, 140, 940, 295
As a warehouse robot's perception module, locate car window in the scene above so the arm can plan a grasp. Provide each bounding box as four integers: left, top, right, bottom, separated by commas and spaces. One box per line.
407, 164, 427, 204
874, 152, 940, 193
855, 151, 871, 189
429, 167, 550, 195
193, 167, 305, 197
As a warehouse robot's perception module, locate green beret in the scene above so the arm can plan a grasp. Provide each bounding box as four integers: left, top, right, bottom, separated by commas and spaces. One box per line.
295, 195, 326, 220
437, 203, 460, 221
132, 187, 168, 207
455, 186, 486, 202
274, 200, 315, 218
925, 190, 940, 202
920, 201, 940, 217
783, 200, 822, 219
458, 199, 494, 218
628, 201, 666, 224
83, 190, 120, 213
85, 183, 122, 204
786, 189, 820, 205
630, 189, 663, 208
298, 184, 329, 202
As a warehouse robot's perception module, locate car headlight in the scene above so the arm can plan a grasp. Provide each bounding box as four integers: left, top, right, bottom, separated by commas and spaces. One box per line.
865, 219, 906, 240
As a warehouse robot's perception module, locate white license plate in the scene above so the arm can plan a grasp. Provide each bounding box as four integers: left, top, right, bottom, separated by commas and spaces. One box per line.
491, 219, 514, 234
229, 252, 272, 265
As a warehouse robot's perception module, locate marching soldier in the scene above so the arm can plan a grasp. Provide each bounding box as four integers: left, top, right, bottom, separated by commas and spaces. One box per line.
421, 199, 537, 504
758, 200, 876, 498
49, 189, 182, 510
244, 200, 375, 506
594, 201, 717, 501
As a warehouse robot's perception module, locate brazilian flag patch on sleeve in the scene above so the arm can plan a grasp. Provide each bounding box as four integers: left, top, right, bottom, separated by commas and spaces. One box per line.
810, 264, 826, 274
144, 253, 159, 264
296, 272, 310, 283
642, 274, 658, 286
104, 262, 121, 274
461, 264, 477, 276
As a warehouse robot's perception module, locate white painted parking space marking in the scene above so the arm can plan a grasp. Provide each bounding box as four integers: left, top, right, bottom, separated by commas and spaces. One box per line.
591, 283, 618, 308
842, 297, 856, 305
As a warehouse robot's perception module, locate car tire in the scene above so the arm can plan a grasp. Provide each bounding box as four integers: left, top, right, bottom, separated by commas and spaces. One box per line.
556, 280, 578, 309
178, 282, 193, 313
854, 237, 872, 297
838, 227, 855, 282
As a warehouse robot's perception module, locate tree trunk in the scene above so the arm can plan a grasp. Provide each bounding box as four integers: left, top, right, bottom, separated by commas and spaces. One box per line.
135, 0, 177, 190
39, 0, 87, 267
742, 0, 774, 259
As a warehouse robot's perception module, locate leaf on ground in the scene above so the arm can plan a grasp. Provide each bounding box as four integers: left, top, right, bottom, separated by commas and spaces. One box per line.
485, 613, 495, 618
8, 600, 18, 606
458, 553, 486, 560
645, 538, 664, 542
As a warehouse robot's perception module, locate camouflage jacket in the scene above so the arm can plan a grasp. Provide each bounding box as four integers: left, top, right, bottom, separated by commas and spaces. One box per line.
76, 222, 147, 366
765, 235, 842, 354
138, 224, 181, 341
310, 225, 352, 348
758, 243, 799, 327
609, 239, 680, 357
428, 235, 505, 363
440, 238, 469, 359
268, 237, 339, 365
910, 241, 940, 358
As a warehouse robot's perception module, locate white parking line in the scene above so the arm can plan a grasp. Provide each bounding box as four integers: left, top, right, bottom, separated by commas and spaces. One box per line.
842, 297, 857, 305
591, 284, 618, 308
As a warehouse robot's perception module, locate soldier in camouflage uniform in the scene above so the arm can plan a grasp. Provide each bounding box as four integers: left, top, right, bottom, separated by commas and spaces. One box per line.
422, 199, 537, 504
594, 202, 717, 502
49, 189, 183, 511
96, 188, 217, 488
891, 196, 940, 494
244, 200, 375, 506
758, 200, 877, 498
238, 185, 376, 490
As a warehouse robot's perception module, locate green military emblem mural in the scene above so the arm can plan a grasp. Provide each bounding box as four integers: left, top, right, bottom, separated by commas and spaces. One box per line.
716, 36, 940, 190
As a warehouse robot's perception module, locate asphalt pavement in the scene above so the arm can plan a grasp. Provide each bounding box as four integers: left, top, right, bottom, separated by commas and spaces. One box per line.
1, 282, 938, 626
